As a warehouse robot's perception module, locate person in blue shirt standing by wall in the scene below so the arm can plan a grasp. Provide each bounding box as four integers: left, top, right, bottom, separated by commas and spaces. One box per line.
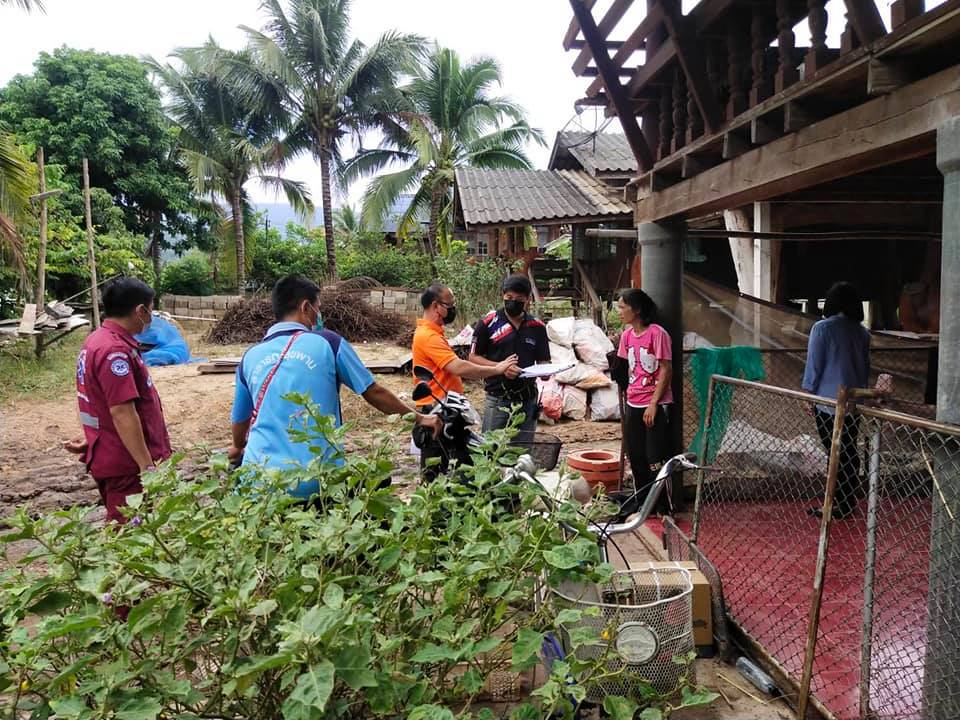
228, 275, 440, 500
802, 281, 870, 519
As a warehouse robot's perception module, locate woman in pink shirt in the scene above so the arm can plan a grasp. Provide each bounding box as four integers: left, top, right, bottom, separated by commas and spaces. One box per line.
616, 289, 674, 505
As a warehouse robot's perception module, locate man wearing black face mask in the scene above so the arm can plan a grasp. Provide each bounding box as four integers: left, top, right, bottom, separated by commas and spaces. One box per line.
469, 274, 550, 433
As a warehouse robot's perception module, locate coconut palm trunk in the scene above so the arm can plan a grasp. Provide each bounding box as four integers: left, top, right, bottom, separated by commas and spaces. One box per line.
319, 148, 337, 279
231, 189, 246, 292
427, 185, 442, 257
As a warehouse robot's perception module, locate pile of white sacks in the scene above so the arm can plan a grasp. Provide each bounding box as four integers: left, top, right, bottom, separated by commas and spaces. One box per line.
538, 317, 621, 423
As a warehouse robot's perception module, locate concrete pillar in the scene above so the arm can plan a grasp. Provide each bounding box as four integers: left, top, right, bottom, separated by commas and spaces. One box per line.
936, 119, 960, 425
638, 220, 685, 507
753, 201, 781, 303
923, 116, 960, 720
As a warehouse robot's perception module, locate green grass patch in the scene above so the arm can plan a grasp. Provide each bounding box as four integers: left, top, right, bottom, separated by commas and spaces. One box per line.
0, 329, 88, 404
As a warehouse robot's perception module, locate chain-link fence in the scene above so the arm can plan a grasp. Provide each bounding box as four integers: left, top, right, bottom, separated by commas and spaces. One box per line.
678, 374, 960, 720
681, 346, 938, 452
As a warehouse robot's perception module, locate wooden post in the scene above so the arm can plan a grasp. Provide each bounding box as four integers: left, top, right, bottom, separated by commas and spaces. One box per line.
35, 147, 47, 309
797, 386, 850, 720
82, 158, 101, 329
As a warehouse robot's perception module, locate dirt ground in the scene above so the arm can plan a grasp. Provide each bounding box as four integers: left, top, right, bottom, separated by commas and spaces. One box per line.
0, 331, 621, 521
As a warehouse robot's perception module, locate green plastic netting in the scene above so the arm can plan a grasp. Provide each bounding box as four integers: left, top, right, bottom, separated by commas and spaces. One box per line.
688, 346, 766, 462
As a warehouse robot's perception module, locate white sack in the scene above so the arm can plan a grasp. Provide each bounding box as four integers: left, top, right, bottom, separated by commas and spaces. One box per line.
590, 385, 621, 421
549, 342, 578, 367
561, 385, 588, 421
573, 318, 615, 370
547, 317, 577, 347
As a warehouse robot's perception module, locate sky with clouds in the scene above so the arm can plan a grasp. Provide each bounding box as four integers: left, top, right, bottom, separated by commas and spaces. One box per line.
1, 0, 923, 210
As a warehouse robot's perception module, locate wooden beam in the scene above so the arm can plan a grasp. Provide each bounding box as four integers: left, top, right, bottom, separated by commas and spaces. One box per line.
569, 0, 654, 171
18, 303, 37, 335
784, 101, 817, 133
570, 39, 630, 51
571, 0, 632, 75
722, 131, 749, 160
636, 64, 960, 222
681, 154, 705, 179
842, 0, 887, 45
581, 66, 639, 78
751, 117, 780, 145
660, 1, 724, 134
563, 0, 597, 50
625, 37, 676, 96
586, 4, 665, 96
867, 57, 914, 95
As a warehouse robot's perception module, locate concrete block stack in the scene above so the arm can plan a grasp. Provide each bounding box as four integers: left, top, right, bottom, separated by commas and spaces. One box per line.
160, 294, 243, 321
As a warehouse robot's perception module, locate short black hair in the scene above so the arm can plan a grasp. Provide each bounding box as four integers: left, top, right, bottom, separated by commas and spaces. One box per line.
272, 275, 320, 321
102, 277, 155, 318
823, 281, 864, 322
618, 288, 657, 325
421, 283, 448, 309
501, 273, 532, 296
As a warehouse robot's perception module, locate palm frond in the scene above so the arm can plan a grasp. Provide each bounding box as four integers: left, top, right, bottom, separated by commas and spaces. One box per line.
339, 147, 413, 188
258, 175, 314, 220
360, 164, 422, 229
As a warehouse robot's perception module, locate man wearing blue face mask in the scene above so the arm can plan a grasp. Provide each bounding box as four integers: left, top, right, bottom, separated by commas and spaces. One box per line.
228, 275, 439, 498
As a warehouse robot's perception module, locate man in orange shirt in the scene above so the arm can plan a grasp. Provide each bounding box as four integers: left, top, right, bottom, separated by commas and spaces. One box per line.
412, 283, 518, 480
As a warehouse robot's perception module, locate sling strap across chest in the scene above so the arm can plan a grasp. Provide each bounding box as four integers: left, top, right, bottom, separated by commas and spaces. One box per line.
247, 331, 303, 437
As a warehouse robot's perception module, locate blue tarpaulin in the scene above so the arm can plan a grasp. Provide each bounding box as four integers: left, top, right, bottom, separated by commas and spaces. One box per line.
136, 314, 192, 366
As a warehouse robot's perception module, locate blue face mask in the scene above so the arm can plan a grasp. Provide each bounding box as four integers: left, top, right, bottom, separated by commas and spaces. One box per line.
309, 303, 323, 331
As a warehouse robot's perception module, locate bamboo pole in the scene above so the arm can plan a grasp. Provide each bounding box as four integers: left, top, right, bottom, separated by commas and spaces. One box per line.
82, 159, 101, 329
34, 147, 47, 308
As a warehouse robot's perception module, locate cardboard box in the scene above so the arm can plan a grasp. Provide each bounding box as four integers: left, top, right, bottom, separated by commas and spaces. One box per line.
643, 561, 714, 657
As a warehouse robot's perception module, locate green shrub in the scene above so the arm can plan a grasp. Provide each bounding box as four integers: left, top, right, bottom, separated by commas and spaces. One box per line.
159, 250, 214, 296
434, 249, 523, 325
339, 247, 432, 288
0, 399, 716, 719
249, 234, 327, 290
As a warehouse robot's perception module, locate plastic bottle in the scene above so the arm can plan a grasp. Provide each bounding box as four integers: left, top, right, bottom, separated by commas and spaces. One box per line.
735, 656, 777, 695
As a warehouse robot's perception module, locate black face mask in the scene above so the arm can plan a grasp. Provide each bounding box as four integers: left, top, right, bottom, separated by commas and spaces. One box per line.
504, 299, 525, 318
442, 305, 457, 325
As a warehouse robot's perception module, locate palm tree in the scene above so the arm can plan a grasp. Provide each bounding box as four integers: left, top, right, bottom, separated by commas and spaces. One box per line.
232, 0, 422, 278
0, 133, 32, 279
342, 46, 544, 255
147, 42, 312, 291
0, 0, 43, 276
332, 204, 367, 247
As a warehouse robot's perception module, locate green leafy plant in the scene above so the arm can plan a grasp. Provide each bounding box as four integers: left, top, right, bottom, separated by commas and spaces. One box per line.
1, 400, 717, 719
159, 250, 214, 296
434, 249, 523, 325
339, 247, 432, 289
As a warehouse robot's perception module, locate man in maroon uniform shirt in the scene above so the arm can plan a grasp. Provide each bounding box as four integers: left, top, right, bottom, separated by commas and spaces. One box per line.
64, 277, 172, 522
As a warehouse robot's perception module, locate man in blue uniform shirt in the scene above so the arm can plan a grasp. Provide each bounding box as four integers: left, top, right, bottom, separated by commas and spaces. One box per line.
228, 275, 439, 499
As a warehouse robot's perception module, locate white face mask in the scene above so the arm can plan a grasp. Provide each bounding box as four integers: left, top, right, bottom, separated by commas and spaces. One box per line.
137, 306, 153, 333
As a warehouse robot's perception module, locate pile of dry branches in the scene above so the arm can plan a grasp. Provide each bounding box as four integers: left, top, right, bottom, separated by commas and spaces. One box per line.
205, 293, 414, 346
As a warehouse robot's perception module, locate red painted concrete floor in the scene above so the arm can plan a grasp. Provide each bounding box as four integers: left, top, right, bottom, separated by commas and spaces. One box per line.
662, 499, 931, 720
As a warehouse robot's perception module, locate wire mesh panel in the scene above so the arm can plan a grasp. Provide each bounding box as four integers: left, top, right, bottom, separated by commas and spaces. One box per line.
691, 376, 960, 720
681, 346, 937, 453
663, 516, 732, 659
692, 379, 832, 699
854, 409, 960, 720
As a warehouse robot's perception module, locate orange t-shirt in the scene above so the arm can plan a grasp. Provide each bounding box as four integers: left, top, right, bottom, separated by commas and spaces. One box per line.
411, 318, 464, 406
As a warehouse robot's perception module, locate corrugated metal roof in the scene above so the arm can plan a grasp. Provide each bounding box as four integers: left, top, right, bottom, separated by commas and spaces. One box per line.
556, 131, 637, 173
455, 168, 632, 228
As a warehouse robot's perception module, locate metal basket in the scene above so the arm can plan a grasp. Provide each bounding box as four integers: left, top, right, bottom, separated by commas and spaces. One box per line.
512, 431, 562, 471
549, 567, 694, 702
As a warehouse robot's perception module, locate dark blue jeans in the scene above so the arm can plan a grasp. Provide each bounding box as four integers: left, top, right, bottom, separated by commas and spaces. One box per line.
482, 395, 540, 435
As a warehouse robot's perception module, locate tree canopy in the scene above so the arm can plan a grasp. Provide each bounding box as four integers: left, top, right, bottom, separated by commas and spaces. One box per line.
342, 46, 544, 254
0, 47, 194, 244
